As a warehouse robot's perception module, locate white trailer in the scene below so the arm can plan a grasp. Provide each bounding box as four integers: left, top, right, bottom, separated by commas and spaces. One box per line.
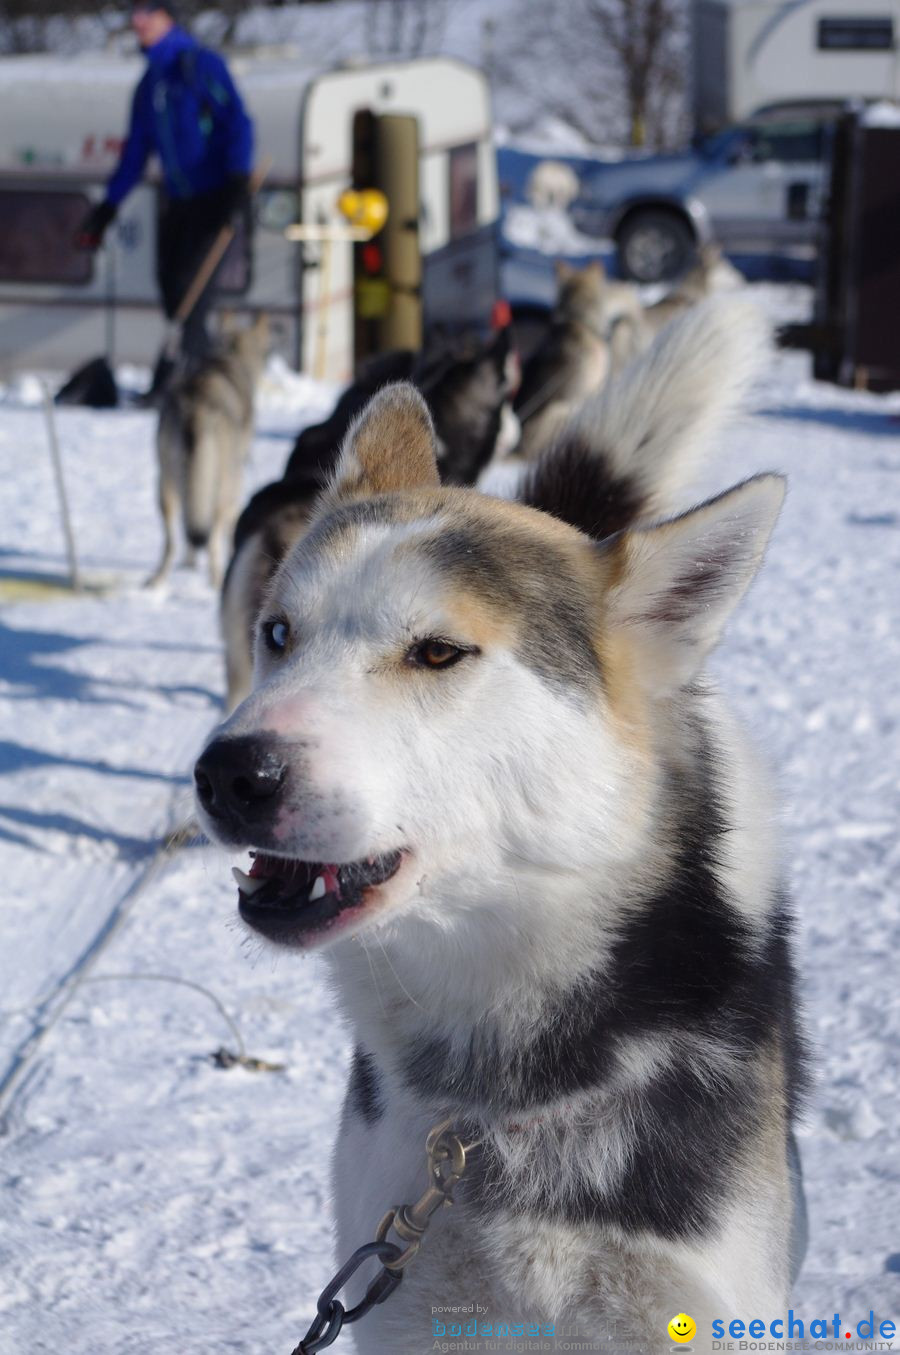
0, 52, 499, 380
692, 0, 900, 132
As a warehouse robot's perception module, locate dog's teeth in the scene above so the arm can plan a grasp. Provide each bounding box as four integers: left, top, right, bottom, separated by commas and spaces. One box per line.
309, 875, 327, 902
232, 866, 266, 897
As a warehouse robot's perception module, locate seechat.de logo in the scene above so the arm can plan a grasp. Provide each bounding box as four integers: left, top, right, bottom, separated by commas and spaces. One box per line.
668, 1312, 697, 1343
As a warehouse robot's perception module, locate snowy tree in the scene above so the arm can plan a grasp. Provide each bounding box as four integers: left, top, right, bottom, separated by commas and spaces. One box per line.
490, 0, 689, 152
584, 0, 684, 147
365, 0, 447, 59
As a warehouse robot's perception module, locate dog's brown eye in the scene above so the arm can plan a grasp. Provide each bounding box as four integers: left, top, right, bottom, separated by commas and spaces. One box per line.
262, 619, 289, 654
407, 639, 473, 669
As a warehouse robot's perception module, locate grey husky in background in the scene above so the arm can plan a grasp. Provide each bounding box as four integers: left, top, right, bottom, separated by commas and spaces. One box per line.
194, 296, 805, 1353
147, 314, 269, 589
609, 243, 745, 374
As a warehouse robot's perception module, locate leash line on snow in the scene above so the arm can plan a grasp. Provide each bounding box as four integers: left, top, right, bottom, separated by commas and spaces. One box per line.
70, 973, 284, 1073
0, 843, 284, 1133
0, 779, 284, 1134
0, 832, 176, 1131
0, 799, 196, 1132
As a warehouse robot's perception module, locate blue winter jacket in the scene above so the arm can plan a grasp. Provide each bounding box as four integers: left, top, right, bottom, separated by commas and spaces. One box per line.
106, 26, 254, 206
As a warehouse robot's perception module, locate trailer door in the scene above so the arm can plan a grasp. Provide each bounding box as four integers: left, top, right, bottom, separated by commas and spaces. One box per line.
352, 111, 422, 363
376, 114, 422, 353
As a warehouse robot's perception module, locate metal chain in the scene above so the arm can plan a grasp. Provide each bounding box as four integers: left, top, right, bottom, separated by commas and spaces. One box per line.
290, 1240, 403, 1355
290, 1119, 480, 1355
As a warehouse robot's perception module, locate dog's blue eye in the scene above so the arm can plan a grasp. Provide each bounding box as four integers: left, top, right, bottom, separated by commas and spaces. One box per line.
262, 619, 289, 653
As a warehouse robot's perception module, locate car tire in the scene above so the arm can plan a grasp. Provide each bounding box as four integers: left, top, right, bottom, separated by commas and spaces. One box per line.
617, 210, 695, 284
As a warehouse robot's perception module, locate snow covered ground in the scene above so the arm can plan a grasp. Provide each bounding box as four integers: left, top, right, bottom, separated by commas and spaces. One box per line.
0, 286, 898, 1352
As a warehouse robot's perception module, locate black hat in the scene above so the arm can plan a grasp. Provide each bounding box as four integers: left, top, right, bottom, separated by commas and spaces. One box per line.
131, 1, 180, 17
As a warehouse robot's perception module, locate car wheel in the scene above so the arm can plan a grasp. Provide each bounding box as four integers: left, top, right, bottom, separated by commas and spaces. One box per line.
617, 211, 694, 283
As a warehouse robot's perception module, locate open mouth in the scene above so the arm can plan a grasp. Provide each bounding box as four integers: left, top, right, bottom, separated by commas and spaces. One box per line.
232, 848, 404, 945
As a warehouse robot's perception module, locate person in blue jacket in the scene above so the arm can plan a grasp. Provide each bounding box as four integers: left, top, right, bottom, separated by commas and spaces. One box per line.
77, 1, 254, 379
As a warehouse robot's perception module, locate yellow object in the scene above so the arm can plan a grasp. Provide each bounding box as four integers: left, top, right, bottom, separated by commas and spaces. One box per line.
0, 573, 113, 603
667, 1313, 697, 1344
355, 276, 391, 319
338, 188, 389, 235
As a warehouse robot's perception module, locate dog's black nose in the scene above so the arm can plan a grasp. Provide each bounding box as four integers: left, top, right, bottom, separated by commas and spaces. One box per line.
194, 737, 288, 823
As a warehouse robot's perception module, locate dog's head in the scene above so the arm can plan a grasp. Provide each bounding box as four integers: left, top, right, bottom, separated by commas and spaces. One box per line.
195, 381, 782, 955
554, 259, 609, 321
683, 243, 744, 299
228, 312, 270, 376
421, 326, 521, 484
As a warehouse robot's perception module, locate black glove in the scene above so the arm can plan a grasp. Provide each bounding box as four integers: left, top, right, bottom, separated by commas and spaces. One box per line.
75, 200, 117, 251
220, 173, 250, 223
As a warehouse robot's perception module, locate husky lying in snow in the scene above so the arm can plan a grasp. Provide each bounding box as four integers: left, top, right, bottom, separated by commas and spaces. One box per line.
147, 314, 269, 590
194, 296, 805, 1354
220, 327, 519, 710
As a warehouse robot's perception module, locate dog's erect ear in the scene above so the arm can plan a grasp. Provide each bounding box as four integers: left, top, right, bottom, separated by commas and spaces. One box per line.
328, 382, 441, 502
602, 475, 785, 696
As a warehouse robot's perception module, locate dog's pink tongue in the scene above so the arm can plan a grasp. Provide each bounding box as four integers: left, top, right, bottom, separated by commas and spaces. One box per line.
246, 854, 342, 897
247, 852, 286, 879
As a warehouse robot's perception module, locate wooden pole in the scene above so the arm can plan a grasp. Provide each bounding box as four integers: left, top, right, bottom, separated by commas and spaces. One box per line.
313, 235, 333, 382
284, 224, 376, 379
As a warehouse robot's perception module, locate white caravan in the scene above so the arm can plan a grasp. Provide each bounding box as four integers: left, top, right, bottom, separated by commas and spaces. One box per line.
0, 53, 499, 379
692, 0, 900, 132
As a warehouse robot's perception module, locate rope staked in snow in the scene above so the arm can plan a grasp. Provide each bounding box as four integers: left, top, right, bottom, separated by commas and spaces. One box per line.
73, 972, 286, 1073
0, 810, 282, 1132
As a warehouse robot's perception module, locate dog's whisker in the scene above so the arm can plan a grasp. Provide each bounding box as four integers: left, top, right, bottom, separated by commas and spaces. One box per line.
372, 933, 427, 1014
357, 935, 389, 1020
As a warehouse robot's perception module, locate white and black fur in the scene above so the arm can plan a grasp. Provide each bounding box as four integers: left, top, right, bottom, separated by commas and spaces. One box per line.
194, 296, 805, 1353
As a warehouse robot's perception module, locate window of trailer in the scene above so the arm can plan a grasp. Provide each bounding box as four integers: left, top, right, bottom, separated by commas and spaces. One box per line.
449, 144, 479, 239
817, 17, 894, 51
0, 190, 94, 285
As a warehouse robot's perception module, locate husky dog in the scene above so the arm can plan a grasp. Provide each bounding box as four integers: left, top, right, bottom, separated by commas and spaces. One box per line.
194, 296, 805, 1354
610, 244, 745, 375
644, 243, 744, 334
147, 314, 269, 590
220, 327, 519, 709
514, 260, 639, 461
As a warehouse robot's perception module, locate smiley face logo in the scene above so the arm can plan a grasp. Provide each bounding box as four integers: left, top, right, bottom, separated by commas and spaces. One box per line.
667, 1312, 697, 1344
